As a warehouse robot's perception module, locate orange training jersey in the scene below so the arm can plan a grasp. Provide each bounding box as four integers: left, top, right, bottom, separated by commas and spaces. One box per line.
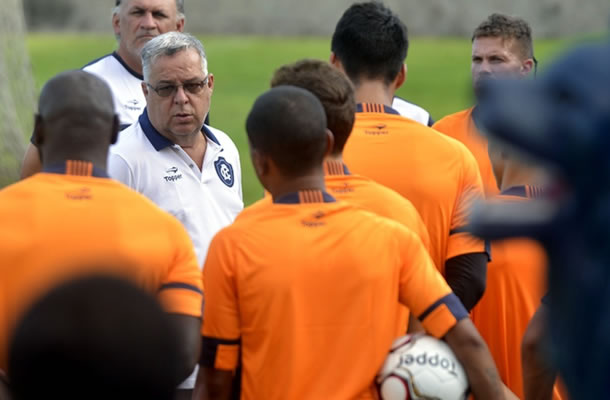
201, 190, 468, 400
470, 185, 562, 400
433, 107, 499, 196
0, 162, 203, 371
343, 103, 486, 273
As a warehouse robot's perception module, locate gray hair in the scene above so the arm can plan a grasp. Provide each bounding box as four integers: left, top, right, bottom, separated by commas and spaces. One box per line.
112, 0, 185, 20
141, 32, 208, 82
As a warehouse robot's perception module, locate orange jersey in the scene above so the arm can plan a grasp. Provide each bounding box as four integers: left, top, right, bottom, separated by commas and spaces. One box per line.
343, 103, 486, 273
0, 162, 203, 371
470, 186, 562, 400
201, 190, 467, 400
433, 107, 499, 196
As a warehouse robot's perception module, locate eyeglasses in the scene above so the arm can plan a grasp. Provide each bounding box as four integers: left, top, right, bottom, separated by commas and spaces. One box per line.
146, 76, 209, 98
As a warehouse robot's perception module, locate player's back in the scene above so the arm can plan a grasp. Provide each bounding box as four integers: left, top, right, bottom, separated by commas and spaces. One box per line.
343, 104, 485, 271
470, 186, 562, 400
433, 108, 499, 196
0, 167, 202, 370
203, 192, 446, 399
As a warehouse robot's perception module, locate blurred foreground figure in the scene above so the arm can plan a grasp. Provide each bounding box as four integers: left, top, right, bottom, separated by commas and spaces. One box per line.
8, 275, 180, 400
471, 42, 610, 400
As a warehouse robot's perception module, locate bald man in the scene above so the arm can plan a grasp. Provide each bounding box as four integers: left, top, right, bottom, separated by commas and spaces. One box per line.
0, 70, 203, 392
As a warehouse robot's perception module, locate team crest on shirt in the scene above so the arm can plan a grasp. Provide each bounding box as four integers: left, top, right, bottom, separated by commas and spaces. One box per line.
214, 157, 234, 187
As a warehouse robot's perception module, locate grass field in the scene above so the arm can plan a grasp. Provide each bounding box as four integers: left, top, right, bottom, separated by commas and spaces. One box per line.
27, 34, 574, 205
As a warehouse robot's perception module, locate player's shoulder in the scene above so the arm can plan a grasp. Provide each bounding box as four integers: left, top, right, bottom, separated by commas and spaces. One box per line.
433, 107, 473, 130
392, 96, 432, 126
353, 174, 417, 208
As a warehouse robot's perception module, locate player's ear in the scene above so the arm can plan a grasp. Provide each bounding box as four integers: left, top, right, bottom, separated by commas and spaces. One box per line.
176, 16, 185, 32
112, 11, 121, 37
329, 53, 343, 72
207, 74, 214, 91
142, 82, 149, 97
32, 114, 44, 147
110, 115, 120, 145
394, 63, 407, 90
324, 129, 335, 158
521, 58, 535, 76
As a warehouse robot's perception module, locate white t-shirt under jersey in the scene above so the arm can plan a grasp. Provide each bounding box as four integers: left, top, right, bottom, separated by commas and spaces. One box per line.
392, 96, 434, 127
83, 52, 145, 129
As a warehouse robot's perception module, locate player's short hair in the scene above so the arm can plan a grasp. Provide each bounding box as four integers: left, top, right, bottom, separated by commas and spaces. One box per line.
113, 0, 185, 19
246, 86, 328, 178
8, 275, 181, 400
331, 1, 408, 86
142, 32, 207, 82
472, 13, 534, 60
271, 60, 356, 155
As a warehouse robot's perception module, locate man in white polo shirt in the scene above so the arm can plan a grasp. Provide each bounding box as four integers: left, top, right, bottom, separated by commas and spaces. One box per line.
108, 31, 243, 397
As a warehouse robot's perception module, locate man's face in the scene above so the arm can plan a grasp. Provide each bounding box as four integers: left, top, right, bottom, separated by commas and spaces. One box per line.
471, 36, 531, 97
113, 0, 184, 61
143, 49, 213, 141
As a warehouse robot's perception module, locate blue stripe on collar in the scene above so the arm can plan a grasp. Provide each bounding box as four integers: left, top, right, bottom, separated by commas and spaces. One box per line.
139, 109, 221, 151
43, 161, 109, 178
112, 51, 144, 80
273, 190, 336, 204
356, 103, 401, 115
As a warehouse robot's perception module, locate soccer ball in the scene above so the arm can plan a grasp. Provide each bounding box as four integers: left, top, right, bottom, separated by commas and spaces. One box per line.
376, 334, 469, 400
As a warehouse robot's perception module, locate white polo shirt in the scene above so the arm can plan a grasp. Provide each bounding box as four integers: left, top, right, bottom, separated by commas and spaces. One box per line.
108, 109, 244, 267
392, 96, 434, 127
83, 52, 145, 129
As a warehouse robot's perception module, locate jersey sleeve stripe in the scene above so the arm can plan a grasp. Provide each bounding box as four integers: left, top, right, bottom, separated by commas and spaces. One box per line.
418, 293, 468, 323
158, 282, 203, 294
201, 336, 241, 369
449, 227, 470, 235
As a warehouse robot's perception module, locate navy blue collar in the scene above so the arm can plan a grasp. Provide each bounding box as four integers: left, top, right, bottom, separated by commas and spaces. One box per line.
356, 103, 401, 115
43, 161, 109, 178
273, 190, 336, 204
139, 108, 220, 152
501, 185, 546, 199
324, 161, 351, 176
112, 51, 144, 80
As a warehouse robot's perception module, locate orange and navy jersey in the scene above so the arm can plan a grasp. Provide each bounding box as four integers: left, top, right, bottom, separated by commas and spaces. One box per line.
0, 162, 203, 371
433, 107, 499, 197
201, 190, 468, 400
343, 103, 486, 273
471, 185, 563, 400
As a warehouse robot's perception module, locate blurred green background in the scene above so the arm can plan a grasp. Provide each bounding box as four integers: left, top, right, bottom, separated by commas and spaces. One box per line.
27, 34, 573, 204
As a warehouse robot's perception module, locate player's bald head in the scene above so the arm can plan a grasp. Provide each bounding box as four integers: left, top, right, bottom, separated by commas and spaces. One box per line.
35, 70, 118, 162
246, 86, 328, 178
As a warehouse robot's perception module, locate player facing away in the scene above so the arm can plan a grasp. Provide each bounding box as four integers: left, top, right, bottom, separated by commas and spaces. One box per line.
332, 1, 488, 311
0, 70, 203, 389
20, 0, 194, 179
270, 59, 430, 334
194, 86, 506, 400
433, 14, 537, 196
469, 139, 565, 399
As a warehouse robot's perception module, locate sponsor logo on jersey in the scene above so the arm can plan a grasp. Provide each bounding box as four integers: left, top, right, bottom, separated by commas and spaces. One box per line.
164, 167, 182, 182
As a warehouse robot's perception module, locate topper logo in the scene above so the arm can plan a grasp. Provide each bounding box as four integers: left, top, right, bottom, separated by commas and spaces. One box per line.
402, 352, 458, 377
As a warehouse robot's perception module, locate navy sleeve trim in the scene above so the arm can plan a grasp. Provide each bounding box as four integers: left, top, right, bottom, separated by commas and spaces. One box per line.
449, 227, 469, 235
418, 293, 468, 322
200, 336, 241, 367
158, 282, 203, 295
427, 115, 435, 127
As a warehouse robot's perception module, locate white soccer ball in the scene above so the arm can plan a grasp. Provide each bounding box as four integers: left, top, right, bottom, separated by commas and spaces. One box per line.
376, 334, 469, 400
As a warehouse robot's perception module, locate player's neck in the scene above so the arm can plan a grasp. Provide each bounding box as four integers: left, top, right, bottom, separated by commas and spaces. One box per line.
354, 81, 394, 107
43, 153, 108, 173
269, 172, 327, 201
325, 153, 344, 164
116, 47, 143, 75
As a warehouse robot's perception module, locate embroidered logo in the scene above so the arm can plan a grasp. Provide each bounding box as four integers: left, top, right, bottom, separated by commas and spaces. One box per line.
125, 99, 141, 111
214, 157, 234, 187
164, 166, 182, 182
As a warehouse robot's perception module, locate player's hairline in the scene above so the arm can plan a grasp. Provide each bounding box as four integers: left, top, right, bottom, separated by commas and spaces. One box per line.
112, 0, 186, 20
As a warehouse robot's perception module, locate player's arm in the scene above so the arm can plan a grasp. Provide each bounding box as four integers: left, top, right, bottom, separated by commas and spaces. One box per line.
446, 147, 489, 310
157, 220, 205, 381
20, 143, 42, 179
522, 304, 556, 400
195, 231, 241, 400
397, 229, 503, 399
0, 369, 11, 400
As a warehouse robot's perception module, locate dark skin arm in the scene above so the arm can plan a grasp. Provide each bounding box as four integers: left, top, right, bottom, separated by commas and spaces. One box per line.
522, 305, 556, 400
0, 369, 11, 400
194, 367, 233, 400
444, 318, 505, 399
167, 314, 202, 382
444, 252, 488, 311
